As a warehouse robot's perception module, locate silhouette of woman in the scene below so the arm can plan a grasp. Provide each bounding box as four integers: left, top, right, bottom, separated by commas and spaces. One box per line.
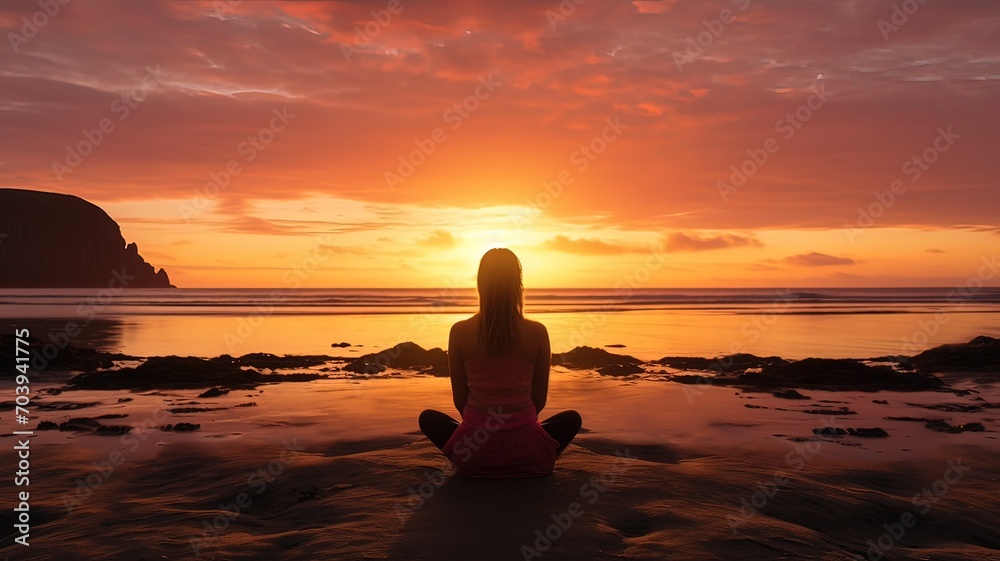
419, 248, 582, 477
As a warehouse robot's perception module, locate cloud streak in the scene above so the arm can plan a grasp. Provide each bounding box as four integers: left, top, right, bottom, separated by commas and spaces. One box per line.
542, 235, 645, 255
783, 252, 856, 267
664, 232, 762, 252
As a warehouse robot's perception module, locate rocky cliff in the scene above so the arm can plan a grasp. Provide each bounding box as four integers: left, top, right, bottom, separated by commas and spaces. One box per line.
0, 189, 174, 288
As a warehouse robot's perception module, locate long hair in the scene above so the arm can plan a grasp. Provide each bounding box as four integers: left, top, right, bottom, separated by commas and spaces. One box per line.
476, 248, 524, 356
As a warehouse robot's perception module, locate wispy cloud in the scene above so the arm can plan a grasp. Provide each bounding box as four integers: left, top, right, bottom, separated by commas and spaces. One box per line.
542, 235, 645, 255
783, 252, 855, 267
418, 230, 457, 248
664, 232, 762, 252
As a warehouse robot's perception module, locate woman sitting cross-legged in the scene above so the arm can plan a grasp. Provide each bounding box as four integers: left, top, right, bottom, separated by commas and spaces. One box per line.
419, 247, 582, 478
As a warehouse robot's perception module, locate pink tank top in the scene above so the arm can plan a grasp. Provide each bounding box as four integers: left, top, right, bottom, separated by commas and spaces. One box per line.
464, 352, 535, 412
442, 351, 559, 477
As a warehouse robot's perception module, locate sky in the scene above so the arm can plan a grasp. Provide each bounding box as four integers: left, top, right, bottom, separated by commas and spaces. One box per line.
1, 0, 998, 288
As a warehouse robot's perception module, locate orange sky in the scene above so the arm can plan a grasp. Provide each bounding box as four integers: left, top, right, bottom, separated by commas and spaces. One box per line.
1, 0, 998, 288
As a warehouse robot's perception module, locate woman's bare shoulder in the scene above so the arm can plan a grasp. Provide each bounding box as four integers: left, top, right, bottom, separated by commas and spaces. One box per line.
521, 317, 548, 336
450, 314, 479, 335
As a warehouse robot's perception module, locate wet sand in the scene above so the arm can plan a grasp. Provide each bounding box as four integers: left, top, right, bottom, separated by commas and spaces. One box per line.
1, 367, 998, 560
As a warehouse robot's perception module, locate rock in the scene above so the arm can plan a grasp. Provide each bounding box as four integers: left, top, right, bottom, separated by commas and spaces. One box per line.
910, 336, 1000, 373
199, 387, 230, 398
0, 334, 117, 375
58, 417, 102, 432
885, 416, 941, 423
346, 360, 386, 375
234, 402, 257, 407
813, 427, 848, 436
846, 427, 889, 437
161, 422, 201, 432
802, 407, 857, 415
773, 389, 811, 400
331, 342, 351, 348
906, 402, 999, 413
554, 346, 641, 370
670, 374, 714, 385
656, 353, 787, 373
0, 188, 173, 288
118, 398, 133, 403
36, 401, 101, 411
52, 417, 131, 435
93, 424, 133, 435
167, 406, 227, 413
68, 355, 323, 390
597, 363, 644, 376
738, 358, 944, 391
924, 420, 986, 433
343, 342, 449, 376
36, 421, 59, 431
872, 399, 889, 405
213, 353, 330, 369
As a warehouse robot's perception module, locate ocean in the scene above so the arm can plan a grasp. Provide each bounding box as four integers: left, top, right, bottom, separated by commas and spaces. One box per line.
1, 287, 998, 360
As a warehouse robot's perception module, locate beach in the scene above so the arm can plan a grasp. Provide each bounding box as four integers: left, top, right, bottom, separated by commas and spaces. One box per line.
5, 0, 1000, 558
1, 318, 999, 560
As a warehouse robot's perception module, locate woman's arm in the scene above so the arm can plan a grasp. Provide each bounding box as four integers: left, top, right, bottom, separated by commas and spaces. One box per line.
448, 323, 469, 416
530, 323, 551, 414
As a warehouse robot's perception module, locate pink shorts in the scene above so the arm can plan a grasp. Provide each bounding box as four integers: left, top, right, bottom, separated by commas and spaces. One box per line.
442, 404, 559, 478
